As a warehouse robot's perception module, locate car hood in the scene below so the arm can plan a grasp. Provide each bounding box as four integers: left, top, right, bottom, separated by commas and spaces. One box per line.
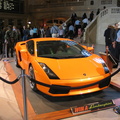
36, 55, 106, 79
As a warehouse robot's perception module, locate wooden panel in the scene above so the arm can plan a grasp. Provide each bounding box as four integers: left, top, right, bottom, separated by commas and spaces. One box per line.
33, 98, 120, 120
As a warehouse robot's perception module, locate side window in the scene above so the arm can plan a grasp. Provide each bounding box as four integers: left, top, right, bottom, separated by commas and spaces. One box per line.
26, 40, 34, 55
90, 0, 94, 5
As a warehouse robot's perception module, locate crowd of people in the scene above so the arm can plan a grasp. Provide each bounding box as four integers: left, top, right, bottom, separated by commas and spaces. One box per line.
0, 9, 102, 59
104, 23, 120, 68
2, 7, 120, 69
65, 10, 102, 40
0, 24, 66, 58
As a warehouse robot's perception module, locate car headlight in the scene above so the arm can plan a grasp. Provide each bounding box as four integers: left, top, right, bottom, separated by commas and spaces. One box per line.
102, 63, 110, 74
93, 58, 110, 74
39, 63, 59, 79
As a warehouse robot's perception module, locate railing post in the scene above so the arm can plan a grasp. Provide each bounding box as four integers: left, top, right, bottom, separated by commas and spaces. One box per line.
21, 69, 28, 120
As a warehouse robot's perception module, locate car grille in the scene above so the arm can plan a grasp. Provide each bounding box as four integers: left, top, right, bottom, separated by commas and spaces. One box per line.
49, 85, 70, 94
99, 77, 111, 88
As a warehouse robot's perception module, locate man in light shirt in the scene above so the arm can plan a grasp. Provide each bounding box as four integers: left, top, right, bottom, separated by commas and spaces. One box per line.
82, 17, 89, 31
50, 23, 59, 38
74, 18, 81, 36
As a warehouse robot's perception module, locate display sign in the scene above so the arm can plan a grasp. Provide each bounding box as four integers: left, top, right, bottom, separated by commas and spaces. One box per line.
0, 0, 24, 13
71, 100, 115, 115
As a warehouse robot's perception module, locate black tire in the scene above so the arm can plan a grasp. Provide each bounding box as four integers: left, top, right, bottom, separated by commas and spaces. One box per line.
29, 65, 37, 91
15, 53, 20, 68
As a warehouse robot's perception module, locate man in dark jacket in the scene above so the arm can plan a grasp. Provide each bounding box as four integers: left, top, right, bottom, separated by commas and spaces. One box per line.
4, 25, 17, 57
0, 27, 4, 54
104, 25, 116, 55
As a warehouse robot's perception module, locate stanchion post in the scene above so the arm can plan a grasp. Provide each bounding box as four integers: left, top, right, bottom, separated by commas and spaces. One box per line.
21, 69, 28, 120
3, 41, 9, 62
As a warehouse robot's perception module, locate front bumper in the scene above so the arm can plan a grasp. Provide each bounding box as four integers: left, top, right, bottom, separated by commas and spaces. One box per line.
49, 76, 111, 94
28, 68, 120, 96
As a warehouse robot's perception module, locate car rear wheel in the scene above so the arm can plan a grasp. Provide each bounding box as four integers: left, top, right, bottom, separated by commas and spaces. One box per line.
15, 53, 20, 68
29, 65, 37, 91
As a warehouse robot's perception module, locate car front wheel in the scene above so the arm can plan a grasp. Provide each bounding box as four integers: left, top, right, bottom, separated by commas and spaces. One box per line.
29, 65, 37, 91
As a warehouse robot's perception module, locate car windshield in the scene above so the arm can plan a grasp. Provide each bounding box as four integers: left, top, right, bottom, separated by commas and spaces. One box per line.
37, 40, 91, 59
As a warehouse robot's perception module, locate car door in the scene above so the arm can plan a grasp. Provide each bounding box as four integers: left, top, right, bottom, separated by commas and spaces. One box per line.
21, 40, 35, 69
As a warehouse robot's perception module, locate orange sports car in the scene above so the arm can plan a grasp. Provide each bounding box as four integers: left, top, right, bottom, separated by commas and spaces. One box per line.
15, 38, 111, 97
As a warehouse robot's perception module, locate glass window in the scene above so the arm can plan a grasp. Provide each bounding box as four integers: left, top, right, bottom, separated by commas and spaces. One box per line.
54, 20, 58, 24
37, 40, 91, 59
90, 0, 94, 5
8, 19, 14, 25
101, 0, 112, 5
17, 19, 23, 26
47, 20, 53, 23
26, 40, 34, 55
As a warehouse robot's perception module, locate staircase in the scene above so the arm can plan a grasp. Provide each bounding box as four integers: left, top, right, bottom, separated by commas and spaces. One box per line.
84, 7, 120, 45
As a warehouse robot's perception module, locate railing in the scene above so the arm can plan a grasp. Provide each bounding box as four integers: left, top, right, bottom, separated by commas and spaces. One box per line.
83, 15, 98, 44
100, 7, 120, 17
100, 9, 108, 17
